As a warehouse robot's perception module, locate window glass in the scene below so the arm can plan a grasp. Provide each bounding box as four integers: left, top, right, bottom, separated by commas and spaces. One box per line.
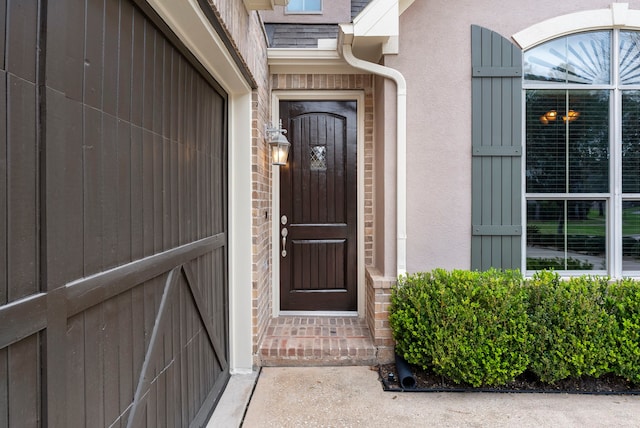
526, 90, 609, 194
524, 31, 616, 274
622, 91, 640, 193
622, 200, 640, 270
286, 0, 321, 12
524, 32, 611, 84
620, 32, 640, 84
310, 145, 327, 170
526, 200, 606, 271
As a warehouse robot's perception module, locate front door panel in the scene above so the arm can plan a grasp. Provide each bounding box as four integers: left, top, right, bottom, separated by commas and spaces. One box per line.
280, 100, 357, 311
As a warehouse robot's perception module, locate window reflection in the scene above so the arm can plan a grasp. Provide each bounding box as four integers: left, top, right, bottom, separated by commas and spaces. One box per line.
622, 201, 640, 271
527, 200, 606, 271
524, 32, 611, 84
526, 90, 609, 194
622, 91, 640, 193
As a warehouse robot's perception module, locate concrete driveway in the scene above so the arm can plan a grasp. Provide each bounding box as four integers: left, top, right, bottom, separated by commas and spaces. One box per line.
241, 366, 640, 427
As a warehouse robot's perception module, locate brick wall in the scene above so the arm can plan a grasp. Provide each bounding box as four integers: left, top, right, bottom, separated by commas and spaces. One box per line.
365, 268, 395, 363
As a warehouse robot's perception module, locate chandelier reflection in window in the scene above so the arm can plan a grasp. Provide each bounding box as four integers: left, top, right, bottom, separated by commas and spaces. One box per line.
539, 109, 580, 124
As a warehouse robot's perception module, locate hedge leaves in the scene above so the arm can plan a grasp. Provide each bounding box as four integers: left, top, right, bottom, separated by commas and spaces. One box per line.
389, 269, 640, 386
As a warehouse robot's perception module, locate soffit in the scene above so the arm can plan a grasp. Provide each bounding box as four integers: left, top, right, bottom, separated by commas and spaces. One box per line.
267, 47, 362, 74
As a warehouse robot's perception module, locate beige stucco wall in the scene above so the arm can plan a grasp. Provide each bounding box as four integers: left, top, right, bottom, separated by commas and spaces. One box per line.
260, 0, 350, 23
384, 0, 614, 273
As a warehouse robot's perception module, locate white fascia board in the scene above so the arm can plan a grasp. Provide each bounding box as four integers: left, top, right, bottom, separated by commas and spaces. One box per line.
353, 0, 399, 38
513, 3, 640, 50
399, 0, 415, 15
147, 0, 251, 95
267, 48, 361, 74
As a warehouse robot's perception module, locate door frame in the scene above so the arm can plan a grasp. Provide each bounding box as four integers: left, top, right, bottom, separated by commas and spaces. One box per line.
271, 91, 365, 316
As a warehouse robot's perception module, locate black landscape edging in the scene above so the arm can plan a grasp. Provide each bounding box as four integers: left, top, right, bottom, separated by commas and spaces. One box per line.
378, 367, 640, 395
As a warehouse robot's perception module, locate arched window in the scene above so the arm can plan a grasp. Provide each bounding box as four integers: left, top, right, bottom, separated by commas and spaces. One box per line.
524, 30, 640, 275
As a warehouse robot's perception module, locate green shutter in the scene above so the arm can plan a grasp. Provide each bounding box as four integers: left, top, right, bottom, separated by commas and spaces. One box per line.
471, 25, 522, 271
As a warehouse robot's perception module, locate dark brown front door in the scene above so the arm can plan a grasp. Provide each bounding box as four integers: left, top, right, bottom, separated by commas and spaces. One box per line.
279, 100, 358, 311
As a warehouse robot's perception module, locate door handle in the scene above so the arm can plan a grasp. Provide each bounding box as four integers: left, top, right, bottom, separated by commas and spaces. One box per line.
281, 227, 288, 257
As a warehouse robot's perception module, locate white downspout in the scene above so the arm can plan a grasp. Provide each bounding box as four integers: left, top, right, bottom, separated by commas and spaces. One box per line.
339, 41, 407, 276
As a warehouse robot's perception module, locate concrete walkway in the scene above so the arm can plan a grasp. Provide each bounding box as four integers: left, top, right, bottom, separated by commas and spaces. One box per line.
238, 366, 640, 428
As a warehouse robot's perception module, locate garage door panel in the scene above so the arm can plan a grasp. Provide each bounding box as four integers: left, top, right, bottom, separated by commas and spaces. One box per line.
83, 105, 105, 276
7, 75, 37, 302
0, 347, 7, 427
118, 1, 134, 121
0, 1, 5, 72
131, 8, 145, 127
66, 312, 85, 428
119, 264, 227, 428
5, 334, 40, 428
2, 0, 230, 425
85, 0, 105, 110
6, 0, 38, 83
117, 120, 133, 264
103, 0, 120, 117
44, 89, 84, 290
0, 71, 6, 306
102, 113, 119, 270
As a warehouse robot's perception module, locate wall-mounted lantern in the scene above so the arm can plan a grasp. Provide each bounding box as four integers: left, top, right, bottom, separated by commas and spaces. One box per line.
265, 120, 291, 166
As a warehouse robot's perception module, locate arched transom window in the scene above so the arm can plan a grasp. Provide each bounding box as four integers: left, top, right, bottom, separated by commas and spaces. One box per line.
524, 30, 640, 276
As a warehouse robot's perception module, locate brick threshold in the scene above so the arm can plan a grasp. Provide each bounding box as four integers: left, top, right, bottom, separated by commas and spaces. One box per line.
259, 316, 378, 367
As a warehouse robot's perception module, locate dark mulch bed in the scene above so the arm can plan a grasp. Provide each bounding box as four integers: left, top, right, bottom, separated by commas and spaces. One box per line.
378, 363, 640, 395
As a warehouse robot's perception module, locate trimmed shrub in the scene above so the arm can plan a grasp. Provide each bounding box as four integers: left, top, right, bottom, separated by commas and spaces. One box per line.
606, 279, 640, 384
388, 271, 439, 369
526, 271, 617, 383
389, 269, 530, 387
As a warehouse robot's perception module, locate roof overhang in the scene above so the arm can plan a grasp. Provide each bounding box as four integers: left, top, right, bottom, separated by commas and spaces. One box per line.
344, 0, 415, 62
268, 44, 363, 74
266, 0, 415, 73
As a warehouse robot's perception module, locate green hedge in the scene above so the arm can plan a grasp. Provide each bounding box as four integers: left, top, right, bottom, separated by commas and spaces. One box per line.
389, 269, 530, 387
606, 279, 640, 383
389, 269, 640, 387
527, 271, 617, 383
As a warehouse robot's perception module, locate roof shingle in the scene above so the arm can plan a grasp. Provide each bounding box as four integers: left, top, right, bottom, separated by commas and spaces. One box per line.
265, 23, 339, 48
351, 0, 372, 19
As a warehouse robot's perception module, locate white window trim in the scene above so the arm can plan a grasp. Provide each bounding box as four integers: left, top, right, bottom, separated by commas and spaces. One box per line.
521, 22, 640, 279
513, 3, 640, 50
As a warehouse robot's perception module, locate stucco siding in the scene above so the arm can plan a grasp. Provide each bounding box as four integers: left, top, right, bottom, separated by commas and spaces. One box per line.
387, 0, 614, 273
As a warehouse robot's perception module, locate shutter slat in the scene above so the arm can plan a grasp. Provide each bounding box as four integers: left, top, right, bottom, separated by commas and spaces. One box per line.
472, 67, 521, 77
471, 25, 522, 271
472, 146, 521, 156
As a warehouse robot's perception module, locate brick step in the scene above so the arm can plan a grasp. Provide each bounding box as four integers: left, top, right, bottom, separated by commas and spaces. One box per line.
258, 316, 378, 367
